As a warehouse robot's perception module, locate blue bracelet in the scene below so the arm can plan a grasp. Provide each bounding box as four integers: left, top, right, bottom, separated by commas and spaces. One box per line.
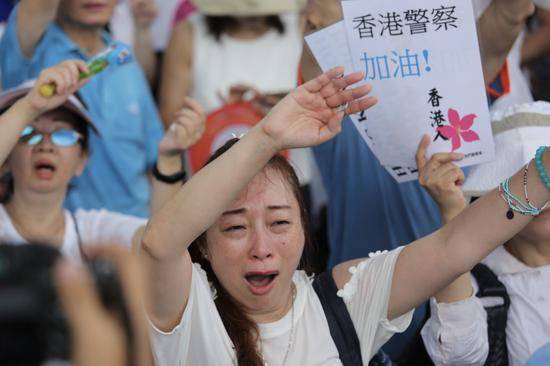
535, 146, 550, 189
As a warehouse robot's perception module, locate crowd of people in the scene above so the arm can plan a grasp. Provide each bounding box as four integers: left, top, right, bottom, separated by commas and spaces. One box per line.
0, 0, 549, 365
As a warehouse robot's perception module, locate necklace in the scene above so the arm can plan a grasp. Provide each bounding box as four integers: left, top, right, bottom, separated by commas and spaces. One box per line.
261, 283, 297, 366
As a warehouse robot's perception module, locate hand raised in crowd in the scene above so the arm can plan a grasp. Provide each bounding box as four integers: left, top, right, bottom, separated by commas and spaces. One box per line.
158, 96, 206, 156
131, 0, 159, 30
416, 134, 467, 223
55, 245, 153, 366
23, 60, 89, 115
259, 66, 377, 150
494, 0, 535, 24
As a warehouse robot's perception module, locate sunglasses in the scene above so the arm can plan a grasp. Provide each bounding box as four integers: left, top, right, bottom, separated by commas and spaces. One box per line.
19, 126, 83, 147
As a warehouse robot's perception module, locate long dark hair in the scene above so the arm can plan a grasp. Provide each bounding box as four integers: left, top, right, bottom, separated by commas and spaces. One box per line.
188, 138, 313, 365
205, 15, 285, 41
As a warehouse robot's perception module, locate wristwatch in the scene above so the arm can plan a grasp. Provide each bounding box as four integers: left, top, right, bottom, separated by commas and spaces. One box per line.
152, 161, 187, 184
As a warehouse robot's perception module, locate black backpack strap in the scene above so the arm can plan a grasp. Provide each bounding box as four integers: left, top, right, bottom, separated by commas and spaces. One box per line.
471, 263, 510, 366
312, 271, 393, 366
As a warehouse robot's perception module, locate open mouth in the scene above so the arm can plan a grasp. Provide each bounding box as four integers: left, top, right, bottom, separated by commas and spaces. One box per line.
244, 272, 279, 295
83, 2, 108, 11
34, 161, 56, 178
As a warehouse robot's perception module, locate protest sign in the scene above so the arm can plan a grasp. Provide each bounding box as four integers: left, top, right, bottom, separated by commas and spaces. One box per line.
341, 0, 494, 168
305, 21, 423, 183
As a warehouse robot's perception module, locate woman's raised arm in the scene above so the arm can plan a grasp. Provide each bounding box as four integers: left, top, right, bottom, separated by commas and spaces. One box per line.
0, 60, 88, 167
387, 141, 550, 320
141, 67, 377, 330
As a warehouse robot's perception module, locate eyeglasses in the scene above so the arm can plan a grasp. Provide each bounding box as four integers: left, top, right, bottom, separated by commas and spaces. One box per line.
19, 126, 83, 147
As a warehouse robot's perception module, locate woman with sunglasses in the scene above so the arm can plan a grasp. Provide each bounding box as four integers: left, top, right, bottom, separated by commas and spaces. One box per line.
0, 59, 203, 260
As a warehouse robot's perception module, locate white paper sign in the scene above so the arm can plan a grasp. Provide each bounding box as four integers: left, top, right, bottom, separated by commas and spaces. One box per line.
305, 22, 380, 155
384, 165, 419, 183
304, 21, 354, 73
305, 24, 415, 182
341, 0, 495, 168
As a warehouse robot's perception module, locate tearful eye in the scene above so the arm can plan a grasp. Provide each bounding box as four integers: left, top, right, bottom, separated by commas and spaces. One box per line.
223, 225, 245, 232
273, 220, 290, 226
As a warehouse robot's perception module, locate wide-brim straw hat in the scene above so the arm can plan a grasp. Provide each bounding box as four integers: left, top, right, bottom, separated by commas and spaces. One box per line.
463, 102, 550, 198
192, 0, 306, 16
0, 80, 99, 135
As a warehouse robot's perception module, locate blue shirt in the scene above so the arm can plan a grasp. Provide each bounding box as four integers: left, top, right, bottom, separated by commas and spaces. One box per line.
313, 117, 442, 358
313, 117, 441, 266
0, 6, 163, 217
527, 343, 550, 366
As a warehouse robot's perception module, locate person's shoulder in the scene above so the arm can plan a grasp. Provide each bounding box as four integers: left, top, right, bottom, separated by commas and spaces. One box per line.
189, 262, 218, 298
73, 208, 110, 220
332, 248, 403, 300
527, 343, 550, 366
73, 208, 143, 225
293, 269, 314, 287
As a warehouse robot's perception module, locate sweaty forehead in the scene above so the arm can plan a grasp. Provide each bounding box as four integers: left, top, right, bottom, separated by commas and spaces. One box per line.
229, 169, 297, 210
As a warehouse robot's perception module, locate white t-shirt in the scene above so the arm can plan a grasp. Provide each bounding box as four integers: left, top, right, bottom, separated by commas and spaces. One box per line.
0, 205, 146, 261
421, 246, 550, 366
149, 247, 413, 365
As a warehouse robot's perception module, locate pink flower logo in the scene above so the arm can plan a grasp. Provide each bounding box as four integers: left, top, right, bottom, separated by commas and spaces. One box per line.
437, 108, 480, 151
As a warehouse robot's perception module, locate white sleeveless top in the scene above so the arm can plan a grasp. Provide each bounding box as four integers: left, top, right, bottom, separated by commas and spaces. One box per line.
190, 12, 303, 113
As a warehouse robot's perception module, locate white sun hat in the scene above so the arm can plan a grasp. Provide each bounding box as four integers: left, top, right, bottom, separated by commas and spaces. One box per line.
0, 80, 99, 135
192, 0, 306, 16
462, 102, 550, 198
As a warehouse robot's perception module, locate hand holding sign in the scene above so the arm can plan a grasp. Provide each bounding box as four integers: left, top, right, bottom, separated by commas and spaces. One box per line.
416, 134, 467, 220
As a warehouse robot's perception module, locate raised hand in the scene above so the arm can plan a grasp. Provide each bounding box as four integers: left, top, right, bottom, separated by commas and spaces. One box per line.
494, 0, 535, 24
259, 66, 377, 150
416, 134, 467, 222
26, 60, 89, 114
55, 245, 152, 366
158, 97, 206, 156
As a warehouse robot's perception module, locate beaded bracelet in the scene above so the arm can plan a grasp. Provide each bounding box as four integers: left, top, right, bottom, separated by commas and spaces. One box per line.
535, 146, 550, 189
499, 161, 550, 219
523, 162, 550, 212
499, 178, 540, 218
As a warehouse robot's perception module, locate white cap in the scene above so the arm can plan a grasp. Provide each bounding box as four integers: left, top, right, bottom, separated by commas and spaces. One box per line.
0, 80, 99, 135
463, 102, 550, 197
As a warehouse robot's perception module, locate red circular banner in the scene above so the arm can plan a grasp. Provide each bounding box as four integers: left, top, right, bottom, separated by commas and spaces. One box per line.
189, 102, 288, 173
